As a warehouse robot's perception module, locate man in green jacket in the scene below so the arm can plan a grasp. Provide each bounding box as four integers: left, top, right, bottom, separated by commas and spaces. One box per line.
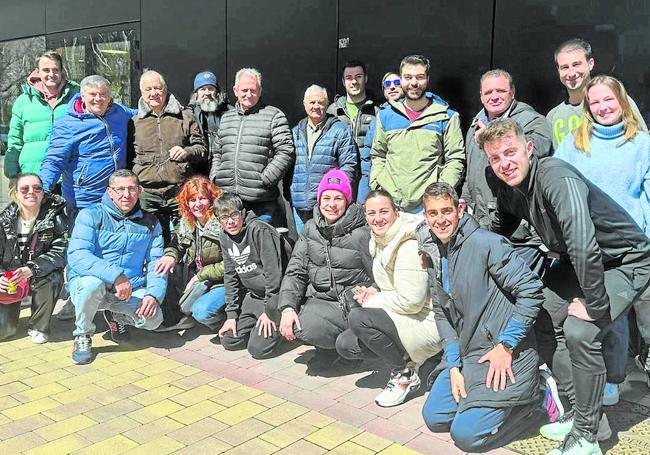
5, 51, 79, 180
370, 55, 465, 214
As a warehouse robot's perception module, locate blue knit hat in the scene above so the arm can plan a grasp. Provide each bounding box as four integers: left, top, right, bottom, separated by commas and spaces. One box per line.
194, 71, 218, 91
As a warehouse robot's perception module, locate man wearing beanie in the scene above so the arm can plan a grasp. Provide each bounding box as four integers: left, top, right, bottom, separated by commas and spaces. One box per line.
274, 169, 374, 373
187, 71, 231, 152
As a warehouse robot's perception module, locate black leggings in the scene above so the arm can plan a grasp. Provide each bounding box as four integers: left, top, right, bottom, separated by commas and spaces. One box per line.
336, 307, 408, 368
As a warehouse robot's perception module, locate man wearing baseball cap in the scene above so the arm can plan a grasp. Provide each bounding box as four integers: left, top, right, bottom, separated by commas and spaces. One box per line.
188, 70, 230, 152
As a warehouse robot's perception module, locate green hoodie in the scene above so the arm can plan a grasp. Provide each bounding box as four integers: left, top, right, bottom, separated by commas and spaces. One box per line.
4, 79, 79, 178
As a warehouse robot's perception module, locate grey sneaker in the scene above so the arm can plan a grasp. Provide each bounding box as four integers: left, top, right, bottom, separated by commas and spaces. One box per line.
375, 365, 421, 407
546, 430, 602, 455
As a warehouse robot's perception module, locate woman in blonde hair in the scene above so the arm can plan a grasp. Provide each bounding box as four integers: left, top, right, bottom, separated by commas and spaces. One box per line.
554, 74, 650, 405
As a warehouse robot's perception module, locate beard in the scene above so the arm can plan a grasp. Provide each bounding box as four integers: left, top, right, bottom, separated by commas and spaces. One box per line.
199, 98, 218, 113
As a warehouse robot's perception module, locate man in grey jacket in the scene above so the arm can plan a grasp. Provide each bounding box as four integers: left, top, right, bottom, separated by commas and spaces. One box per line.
210, 68, 295, 227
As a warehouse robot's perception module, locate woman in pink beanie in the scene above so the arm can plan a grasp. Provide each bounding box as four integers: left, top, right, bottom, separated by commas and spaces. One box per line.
270, 168, 373, 373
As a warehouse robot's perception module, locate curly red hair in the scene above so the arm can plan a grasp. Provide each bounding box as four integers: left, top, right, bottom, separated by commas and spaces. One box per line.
176, 176, 222, 230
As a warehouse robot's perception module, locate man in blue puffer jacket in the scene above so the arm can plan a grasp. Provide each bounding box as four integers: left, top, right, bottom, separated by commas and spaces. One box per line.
67, 170, 166, 365
290, 85, 357, 232
40, 75, 137, 220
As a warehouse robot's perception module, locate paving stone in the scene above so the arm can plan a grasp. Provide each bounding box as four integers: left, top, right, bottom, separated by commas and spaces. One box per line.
84, 399, 143, 423
0, 380, 30, 398
131, 371, 183, 390
0, 413, 54, 439
378, 443, 425, 455
126, 399, 185, 424
12, 382, 68, 403
78, 416, 141, 443
167, 416, 228, 445
40, 398, 103, 422
215, 418, 273, 446
298, 410, 336, 428
321, 402, 377, 427
122, 435, 185, 454
404, 433, 465, 454
213, 400, 267, 425
0, 431, 48, 453
51, 383, 105, 405
72, 434, 139, 454
290, 389, 335, 411
256, 401, 309, 426
328, 441, 375, 455
306, 421, 362, 450
91, 384, 146, 405
24, 433, 92, 455
169, 399, 226, 425
222, 437, 279, 455
131, 384, 185, 406
250, 392, 286, 409
352, 431, 394, 452
2, 397, 60, 420
34, 414, 97, 441
260, 419, 318, 448
21, 369, 74, 388
174, 372, 217, 390
0, 368, 38, 386
174, 436, 231, 454
275, 439, 327, 455
122, 416, 184, 443
170, 383, 225, 406
362, 417, 420, 445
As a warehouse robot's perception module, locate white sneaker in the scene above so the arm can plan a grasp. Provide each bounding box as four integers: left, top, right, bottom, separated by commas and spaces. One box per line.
28, 329, 48, 344
375, 365, 421, 407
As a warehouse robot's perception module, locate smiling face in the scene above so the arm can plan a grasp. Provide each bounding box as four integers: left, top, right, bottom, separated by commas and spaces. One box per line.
81, 85, 111, 116
365, 194, 398, 237
108, 176, 142, 214
140, 74, 167, 113
424, 195, 463, 245
556, 48, 594, 93
483, 131, 534, 187
303, 92, 327, 125
37, 57, 62, 89
480, 75, 514, 120
587, 83, 623, 126
234, 74, 261, 111
383, 72, 403, 101
187, 192, 212, 225
400, 63, 429, 101
342, 66, 367, 99
319, 190, 348, 224
15, 175, 44, 213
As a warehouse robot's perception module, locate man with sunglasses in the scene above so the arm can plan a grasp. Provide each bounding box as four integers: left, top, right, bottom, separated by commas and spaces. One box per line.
67, 169, 166, 365
370, 54, 465, 214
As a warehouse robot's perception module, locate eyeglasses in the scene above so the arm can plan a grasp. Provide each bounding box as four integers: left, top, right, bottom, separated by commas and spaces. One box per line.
217, 211, 242, 223
110, 185, 141, 195
383, 79, 401, 88
18, 185, 43, 194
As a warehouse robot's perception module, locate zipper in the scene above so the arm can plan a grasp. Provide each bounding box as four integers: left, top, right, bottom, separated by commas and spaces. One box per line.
234, 116, 246, 194
484, 324, 496, 347
157, 116, 164, 155
99, 116, 117, 171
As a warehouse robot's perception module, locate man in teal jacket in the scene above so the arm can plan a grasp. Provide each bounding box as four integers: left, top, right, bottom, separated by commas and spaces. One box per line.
5, 51, 78, 179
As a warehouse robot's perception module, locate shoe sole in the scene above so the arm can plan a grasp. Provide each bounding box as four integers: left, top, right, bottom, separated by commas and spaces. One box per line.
542, 373, 565, 422
375, 377, 421, 408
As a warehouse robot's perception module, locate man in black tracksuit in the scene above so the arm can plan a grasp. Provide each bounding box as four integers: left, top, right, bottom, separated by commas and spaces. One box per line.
480, 118, 650, 454
216, 193, 291, 359
418, 183, 545, 452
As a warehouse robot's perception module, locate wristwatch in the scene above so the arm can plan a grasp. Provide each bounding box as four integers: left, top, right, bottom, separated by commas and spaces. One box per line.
500, 341, 514, 354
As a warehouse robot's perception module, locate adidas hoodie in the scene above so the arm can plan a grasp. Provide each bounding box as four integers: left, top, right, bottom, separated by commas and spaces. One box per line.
220, 212, 290, 319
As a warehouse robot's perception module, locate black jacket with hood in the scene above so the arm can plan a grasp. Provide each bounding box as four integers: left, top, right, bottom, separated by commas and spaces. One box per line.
417, 215, 544, 411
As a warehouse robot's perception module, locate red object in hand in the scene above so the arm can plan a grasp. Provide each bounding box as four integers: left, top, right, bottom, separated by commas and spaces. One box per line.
4, 271, 17, 294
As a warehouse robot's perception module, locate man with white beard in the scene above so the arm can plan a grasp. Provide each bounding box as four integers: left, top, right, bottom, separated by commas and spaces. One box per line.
188, 71, 231, 154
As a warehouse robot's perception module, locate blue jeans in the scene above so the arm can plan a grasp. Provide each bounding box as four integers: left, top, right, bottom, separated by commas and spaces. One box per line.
422, 368, 531, 452
191, 286, 227, 330
69, 276, 163, 336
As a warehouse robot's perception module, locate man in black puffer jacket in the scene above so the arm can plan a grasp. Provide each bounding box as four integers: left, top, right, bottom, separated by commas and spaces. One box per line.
209, 68, 294, 227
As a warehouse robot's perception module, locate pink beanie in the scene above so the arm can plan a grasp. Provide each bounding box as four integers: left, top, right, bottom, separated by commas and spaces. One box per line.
317, 169, 353, 204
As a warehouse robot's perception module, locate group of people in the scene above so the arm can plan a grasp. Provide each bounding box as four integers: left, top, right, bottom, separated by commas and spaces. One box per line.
1, 36, 650, 455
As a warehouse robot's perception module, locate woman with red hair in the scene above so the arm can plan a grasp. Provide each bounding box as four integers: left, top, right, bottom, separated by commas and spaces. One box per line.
154, 176, 226, 331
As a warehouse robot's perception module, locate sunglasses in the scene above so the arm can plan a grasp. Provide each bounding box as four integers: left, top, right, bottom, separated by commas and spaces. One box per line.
383, 79, 401, 88
18, 185, 43, 194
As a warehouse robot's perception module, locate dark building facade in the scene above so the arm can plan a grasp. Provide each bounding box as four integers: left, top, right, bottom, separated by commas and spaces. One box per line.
1, 0, 648, 145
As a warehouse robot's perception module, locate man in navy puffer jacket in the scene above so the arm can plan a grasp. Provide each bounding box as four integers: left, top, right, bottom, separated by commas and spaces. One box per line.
290, 85, 357, 232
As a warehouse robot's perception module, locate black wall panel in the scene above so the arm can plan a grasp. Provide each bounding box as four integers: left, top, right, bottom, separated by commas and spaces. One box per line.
338, 0, 494, 129
141, 0, 227, 105
493, 0, 650, 122
0, 0, 45, 41
226, 0, 338, 125
45, 0, 139, 34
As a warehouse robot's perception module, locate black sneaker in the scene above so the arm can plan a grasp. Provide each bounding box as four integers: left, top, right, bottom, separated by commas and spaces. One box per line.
635, 346, 650, 388
103, 310, 130, 343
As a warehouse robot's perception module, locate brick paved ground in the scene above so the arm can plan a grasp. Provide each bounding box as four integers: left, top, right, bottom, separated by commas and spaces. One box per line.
1, 303, 649, 454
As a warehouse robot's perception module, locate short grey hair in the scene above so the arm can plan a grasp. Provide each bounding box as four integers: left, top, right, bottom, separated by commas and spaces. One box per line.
140, 70, 167, 91
234, 68, 262, 89
108, 169, 139, 187
80, 75, 112, 97
303, 85, 328, 104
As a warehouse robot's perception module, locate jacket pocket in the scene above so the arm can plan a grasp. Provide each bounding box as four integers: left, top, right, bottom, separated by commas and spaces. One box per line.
76, 164, 89, 186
